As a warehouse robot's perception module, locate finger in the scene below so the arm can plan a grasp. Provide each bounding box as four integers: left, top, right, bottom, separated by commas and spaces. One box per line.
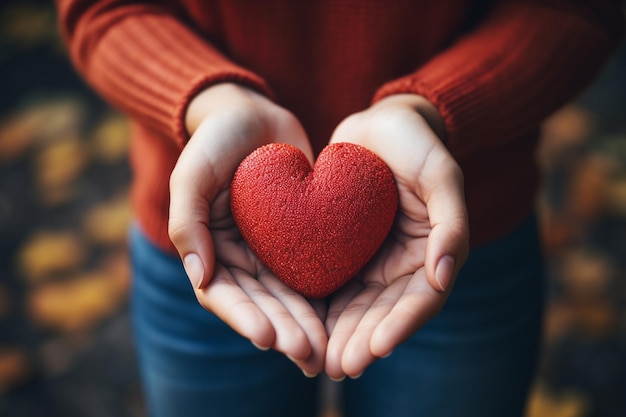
339, 276, 410, 377
310, 298, 328, 323
169, 109, 281, 289
212, 228, 257, 273
197, 265, 276, 349
231, 270, 312, 360
169, 139, 218, 290
258, 271, 328, 376
419, 150, 469, 292
370, 269, 446, 357
325, 279, 363, 335
325, 282, 383, 380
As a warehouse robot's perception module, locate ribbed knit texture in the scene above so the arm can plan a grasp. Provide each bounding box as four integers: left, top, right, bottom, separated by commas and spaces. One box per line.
56, 0, 623, 251
57, 1, 273, 147
373, 1, 623, 157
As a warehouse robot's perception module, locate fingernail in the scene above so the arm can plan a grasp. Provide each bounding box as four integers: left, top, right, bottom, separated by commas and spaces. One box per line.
252, 341, 270, 351
435, 255, 455, 292
302, 370, 318, 378
381, 350, 393, 359
350, 372, 363, 380
286, 356, 317, 378
328, 375, 346, 382
183, 253, 204, 289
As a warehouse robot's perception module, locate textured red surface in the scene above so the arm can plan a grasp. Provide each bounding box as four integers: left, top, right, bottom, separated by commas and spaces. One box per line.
231, 142, 398, 298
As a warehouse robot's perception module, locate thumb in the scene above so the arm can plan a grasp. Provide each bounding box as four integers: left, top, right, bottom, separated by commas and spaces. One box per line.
421, 151, 470, 293
168, 142, 217, 290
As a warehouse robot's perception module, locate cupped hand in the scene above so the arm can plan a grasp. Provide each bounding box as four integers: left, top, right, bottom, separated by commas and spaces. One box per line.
168, 83, 327, 376
324, 94, 470, 380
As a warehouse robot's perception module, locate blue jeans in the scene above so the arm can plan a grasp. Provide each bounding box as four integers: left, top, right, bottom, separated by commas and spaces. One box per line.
130, 216, 544, 417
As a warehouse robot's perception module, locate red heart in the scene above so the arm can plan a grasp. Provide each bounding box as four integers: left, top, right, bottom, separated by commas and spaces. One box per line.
231, 142, 398, 298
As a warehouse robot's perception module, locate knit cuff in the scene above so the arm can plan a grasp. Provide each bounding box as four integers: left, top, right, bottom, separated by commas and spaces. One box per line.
83, 12, 273, 148
372, 1, 619, 156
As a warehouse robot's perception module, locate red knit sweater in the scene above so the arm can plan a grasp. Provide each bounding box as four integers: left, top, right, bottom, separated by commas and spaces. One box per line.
56, 0, 622, 251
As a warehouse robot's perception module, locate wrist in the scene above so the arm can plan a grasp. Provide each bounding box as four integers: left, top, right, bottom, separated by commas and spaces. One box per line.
184, 83, 266, 137
375, 94, 447, 141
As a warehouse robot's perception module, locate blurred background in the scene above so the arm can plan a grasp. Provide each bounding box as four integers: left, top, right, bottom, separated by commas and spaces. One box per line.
0, 1, 624, 417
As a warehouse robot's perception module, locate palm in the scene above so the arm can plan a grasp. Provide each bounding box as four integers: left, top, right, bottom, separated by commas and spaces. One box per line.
169, 84, 327, 376
201, 149, 328, 376
324, 96, 469, 380
203, 188, 327, 371
365, 182, 430, 287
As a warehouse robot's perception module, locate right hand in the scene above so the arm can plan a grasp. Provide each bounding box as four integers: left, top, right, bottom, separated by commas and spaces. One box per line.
323, 94, 469, 380
168, 83, 327, 376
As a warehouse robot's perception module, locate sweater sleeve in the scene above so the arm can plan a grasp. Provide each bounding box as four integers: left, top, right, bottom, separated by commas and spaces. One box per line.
55, 0, 273, 148
373, 0, 624, 156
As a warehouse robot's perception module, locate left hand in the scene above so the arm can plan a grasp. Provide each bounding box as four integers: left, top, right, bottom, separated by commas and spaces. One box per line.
169, 83, 326, 376
324, 94, 470, 380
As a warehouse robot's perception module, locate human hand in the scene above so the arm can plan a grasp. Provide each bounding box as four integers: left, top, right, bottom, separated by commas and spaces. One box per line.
324, 94, 470, 380
169, 83, 327, 376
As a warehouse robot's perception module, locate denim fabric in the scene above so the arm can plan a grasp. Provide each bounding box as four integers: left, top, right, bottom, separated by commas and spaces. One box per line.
342, 216, 545, 417
130, 216, 544, 417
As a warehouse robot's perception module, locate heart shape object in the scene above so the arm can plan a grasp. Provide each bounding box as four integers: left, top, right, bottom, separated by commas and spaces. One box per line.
230, 142, 398, 298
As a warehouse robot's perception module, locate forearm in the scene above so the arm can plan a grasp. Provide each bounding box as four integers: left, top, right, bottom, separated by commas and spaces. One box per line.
56, 0, 272, 148
373, 0, 624, 156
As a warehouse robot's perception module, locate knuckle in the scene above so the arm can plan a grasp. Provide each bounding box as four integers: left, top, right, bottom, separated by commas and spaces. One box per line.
169, 165, 185, 190
195, 293, 214, 313
167, 217, 187, 243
